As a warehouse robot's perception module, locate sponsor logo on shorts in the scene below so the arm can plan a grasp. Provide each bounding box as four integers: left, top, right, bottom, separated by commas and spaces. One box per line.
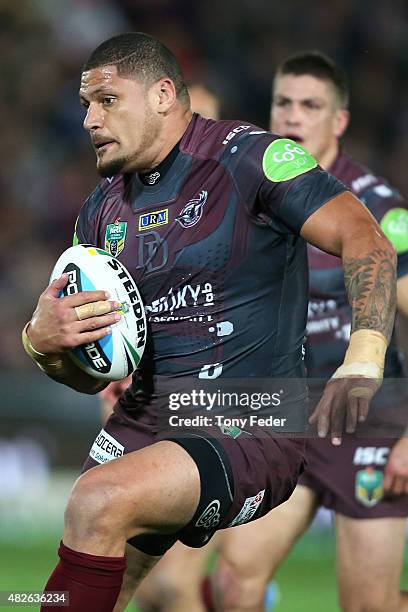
175, 191, 208, 228
353, 447, 389, 466
90, 429, 124, 464
138, 209, 169, 231
228, 489, 265, 527
355, 467, 384, 507
105, 220, 127, 256
195, 500, 221, 529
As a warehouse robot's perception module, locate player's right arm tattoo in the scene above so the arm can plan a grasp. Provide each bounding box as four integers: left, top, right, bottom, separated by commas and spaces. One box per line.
343, 248, 397, 342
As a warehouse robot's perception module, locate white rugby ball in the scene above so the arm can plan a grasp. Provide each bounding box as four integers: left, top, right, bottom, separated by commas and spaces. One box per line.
50, 244, 146, 380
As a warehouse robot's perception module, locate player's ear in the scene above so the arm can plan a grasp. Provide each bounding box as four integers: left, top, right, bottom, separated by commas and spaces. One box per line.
333, 108, 350, 138
150, 78, 177, 114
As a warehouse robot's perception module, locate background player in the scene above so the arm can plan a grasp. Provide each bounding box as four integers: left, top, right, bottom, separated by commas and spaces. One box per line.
211, 51, 408, 612
22, 34, 397, 612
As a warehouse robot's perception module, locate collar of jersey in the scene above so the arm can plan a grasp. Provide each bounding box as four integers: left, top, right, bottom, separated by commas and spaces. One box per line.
138, 140, 181, 186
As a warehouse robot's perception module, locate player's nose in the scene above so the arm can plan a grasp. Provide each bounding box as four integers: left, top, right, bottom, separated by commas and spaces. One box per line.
285, 104, 302, 125
83, 102, 104, 131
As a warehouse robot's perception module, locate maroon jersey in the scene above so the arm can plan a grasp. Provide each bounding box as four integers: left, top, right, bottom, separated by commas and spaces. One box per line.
307, 151, 408, 379
75, 115, 345, 387
301, 155, 408, 517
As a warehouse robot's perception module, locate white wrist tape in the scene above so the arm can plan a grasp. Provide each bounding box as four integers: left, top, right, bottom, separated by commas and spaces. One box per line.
331, 329, 387, 382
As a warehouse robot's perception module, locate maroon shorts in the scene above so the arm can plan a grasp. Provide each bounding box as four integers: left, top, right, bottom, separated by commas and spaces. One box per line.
82, 402, 306, 553
299, 436, 408, 518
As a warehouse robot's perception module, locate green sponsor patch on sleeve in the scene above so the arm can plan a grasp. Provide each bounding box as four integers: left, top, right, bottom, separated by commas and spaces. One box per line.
380, 207, 408, 254
262, 138, 318, 182
72, 217, 79, 246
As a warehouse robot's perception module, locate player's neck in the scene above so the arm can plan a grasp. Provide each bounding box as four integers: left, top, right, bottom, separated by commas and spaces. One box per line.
139, 139, 181, 185
318, 142, 340, 171
143, 109, 193, 172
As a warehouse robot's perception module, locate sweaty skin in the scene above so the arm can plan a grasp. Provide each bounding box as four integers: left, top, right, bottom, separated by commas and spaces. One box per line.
80, 66, 192, 176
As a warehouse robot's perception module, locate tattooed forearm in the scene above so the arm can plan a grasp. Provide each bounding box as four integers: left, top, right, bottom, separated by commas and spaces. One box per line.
343, 248, 397, 342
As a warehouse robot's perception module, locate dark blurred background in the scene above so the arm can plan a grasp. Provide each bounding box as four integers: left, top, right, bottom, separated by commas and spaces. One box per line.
4, 0, 408, 371
1, 3, 407, 604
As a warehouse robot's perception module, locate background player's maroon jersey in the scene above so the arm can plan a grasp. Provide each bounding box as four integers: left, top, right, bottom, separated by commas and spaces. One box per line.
307, 151, 408, 380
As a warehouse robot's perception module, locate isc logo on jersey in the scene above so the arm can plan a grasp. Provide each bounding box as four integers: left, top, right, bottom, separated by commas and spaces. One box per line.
50, 244, 147, 380
221, 124, 267, 146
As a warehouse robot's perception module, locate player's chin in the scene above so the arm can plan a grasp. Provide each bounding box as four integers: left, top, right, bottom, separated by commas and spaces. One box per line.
97, 157, 126, 178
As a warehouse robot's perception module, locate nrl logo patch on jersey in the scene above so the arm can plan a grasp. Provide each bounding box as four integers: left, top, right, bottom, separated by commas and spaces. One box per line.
138, 209, 169, 231
176, 190, 208, 228
355, 467, 384, 507
104, 221, 127, 257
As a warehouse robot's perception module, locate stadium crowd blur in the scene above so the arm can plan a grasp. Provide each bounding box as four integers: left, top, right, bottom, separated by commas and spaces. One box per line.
4, 0, 408, 372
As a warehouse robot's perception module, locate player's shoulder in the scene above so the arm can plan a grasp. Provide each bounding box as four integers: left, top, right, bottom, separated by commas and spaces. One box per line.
334, 152, 407, 250
79, 175, 125, 221
332, 151, 400, 202
180, 113, 275, 162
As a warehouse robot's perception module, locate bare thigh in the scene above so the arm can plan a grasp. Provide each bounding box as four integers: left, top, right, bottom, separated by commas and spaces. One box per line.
336, 514, 407, 612
218, 485, 317, 576
64, 440, 201, 556
212, 485, 318, 610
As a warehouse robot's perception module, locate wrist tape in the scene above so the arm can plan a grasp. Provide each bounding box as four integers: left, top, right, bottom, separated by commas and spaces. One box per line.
22, 322, 69, 377
331, 329, 388, 395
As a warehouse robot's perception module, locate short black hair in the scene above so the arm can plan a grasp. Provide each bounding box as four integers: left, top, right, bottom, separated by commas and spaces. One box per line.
83, 32, 189, 103
275, 51, 349, 108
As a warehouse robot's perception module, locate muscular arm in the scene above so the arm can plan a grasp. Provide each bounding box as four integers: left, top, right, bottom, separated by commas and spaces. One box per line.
301, 191, 397, 341
301, 191, 397, 442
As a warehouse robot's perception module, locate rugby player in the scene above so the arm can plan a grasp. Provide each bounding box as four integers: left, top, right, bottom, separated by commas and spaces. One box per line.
211, 52, 408, 612
21, 35, 396, 612
99, 81, 222, 612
